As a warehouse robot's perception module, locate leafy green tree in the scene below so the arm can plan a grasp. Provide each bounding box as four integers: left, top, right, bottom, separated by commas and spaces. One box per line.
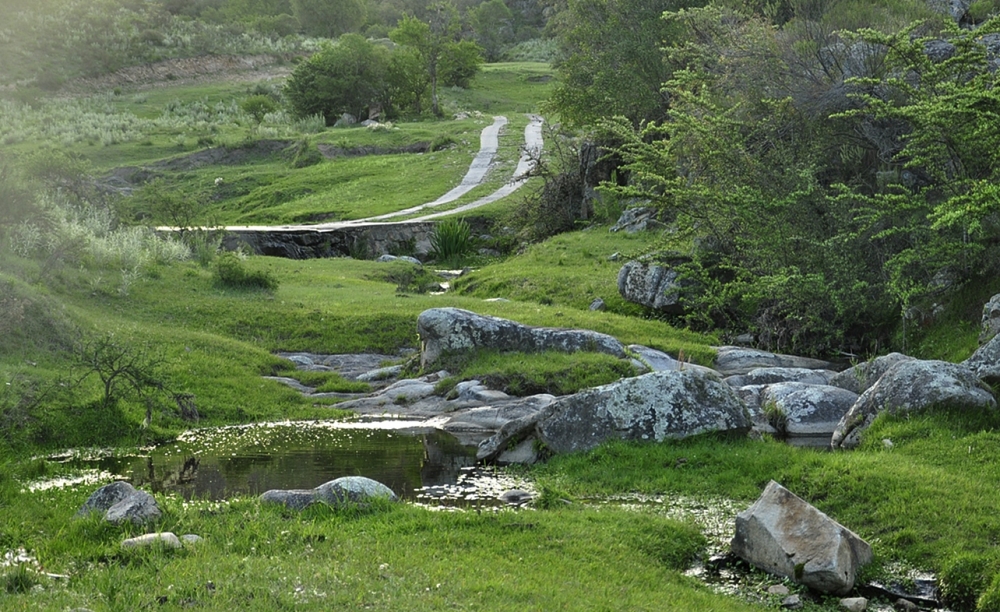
469, 0, 515, 61
390, 3, 482, 115
241, 94, 279, 125
284, 34, 392, 122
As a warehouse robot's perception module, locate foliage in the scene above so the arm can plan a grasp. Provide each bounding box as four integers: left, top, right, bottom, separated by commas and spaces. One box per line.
290, 0, 368, 37
74, 332, 168, 411
241, 94, 279, 125
213, 251, 280, 291
284, 35, 393, 123
429, 217, 475, 263
940, 553, 997, 611
469, 0, 516, 62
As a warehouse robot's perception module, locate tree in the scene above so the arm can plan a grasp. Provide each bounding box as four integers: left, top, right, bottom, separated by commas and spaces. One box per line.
390, 3, 482, 116
469, 0, 515, 61
284, 34, 392, 123
241, 94, 279, 126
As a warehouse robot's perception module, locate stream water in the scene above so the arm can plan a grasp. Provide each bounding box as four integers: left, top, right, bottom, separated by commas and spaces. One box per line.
41, 419, 527, 506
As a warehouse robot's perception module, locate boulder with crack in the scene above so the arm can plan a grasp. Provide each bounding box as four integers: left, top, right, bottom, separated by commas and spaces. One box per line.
832, 359, 996, 449
731, 480, 873, 595
417, 307, 625, 368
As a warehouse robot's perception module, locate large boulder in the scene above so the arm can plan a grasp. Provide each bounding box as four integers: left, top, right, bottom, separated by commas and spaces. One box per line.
76, 481, 162, 526
731, 481, 873, 595
536, 369, 750, 454
828, 353, 914, 395
759, 383, 859, 439
714, 347, 835, 377
832, 360, 996, 449
417, 308, 625, 368
617, 260, 685, 313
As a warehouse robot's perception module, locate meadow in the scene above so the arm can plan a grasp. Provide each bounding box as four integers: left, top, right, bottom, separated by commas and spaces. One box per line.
2, 59, 1000, 612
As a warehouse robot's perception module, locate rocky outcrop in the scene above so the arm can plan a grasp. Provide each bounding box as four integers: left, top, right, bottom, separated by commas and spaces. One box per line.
260, 476, 398, 511
76, 482, 162, 526
628, 344, 721, 378
417, 308, 625, 368
220, 221, 438, 260
832, 360, 996, 449
617, 259, 686, 313
731, 481, 873, 595
980, 293, 1000, 344
714, 347, 835, 377
478, 369, 750, 461
609, 207, 667, 234
828, 353, 913, 395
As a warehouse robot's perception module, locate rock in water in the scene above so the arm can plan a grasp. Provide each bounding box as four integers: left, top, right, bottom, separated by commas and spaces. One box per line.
313, 476, 398, 506
731, 481, 872, 595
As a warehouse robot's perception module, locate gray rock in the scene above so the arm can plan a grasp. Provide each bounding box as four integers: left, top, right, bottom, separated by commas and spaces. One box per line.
617, 260, 685, 313
924, 39, 956, 62
121, 532, 182, 550
378, 378, 438, 402
781, 594, 803, 609
731, 480, 873, 595
927, 0, 970, 22
980, 293, 1000, 343
714, 347, 834, 377
314, 476, 398, 506
609, 207, 665, 233
180, 534, 204, 545
375, 254, 422, 265
589, 297, 606, 311
499, 489, 534, 505
832, 360, 996, 449
829, 353, 914, 394
965, 332, 1000, 384
536, 369, 750, 455
840, 597, 868, 612
104, 490, 161, 526
725, 367, 836, 388
760, 383, 859, 438
76, 481, 139, 517
334, 112, 357, 127
260, 489, 317, 510
286, 354, 315, 367
355, 365, 403, 382
496, 438, 541, 465
768, 584, 790, 596
627, 344, 721, 377
417, 308, 625, 368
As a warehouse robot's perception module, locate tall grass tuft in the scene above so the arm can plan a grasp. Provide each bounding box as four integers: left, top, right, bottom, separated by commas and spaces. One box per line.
430, 217, 474, 264
213, 252, 279, 291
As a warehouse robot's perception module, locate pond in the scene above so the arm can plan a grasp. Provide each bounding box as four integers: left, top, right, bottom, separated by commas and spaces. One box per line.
43, 419, 527, 506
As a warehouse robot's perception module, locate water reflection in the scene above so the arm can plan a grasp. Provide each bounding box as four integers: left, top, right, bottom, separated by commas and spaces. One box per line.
56, 421, 478, 502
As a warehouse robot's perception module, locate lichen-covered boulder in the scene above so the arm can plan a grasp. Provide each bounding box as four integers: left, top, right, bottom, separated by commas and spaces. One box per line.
828, 353, 913, 395
417, 308, 624, 368
616, 260, 685, 313
731, 481, 872, 595
965, 333, 1000, 385
536, 369, 750, 454
260, 489, 318, 510
832, 360, 996, 449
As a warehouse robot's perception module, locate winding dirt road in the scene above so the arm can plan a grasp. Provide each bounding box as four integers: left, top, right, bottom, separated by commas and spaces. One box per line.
222, 113, 543, 232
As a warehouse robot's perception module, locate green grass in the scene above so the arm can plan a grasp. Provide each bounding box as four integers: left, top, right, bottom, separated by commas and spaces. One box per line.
0, 481, 763, 612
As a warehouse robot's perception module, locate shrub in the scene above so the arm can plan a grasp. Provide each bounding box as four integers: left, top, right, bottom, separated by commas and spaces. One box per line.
213, 252, 279, 291
979, 573, 1000, 612
430, 217, 474, 263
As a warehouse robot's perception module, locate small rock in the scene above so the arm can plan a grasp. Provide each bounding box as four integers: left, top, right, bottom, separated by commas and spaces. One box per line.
499, 489, 534, 505
589, 298, 606, 311
607, 252, 620, 261
840, 597, 868, 612
768, 584, 791, 596
882, 439, 894, 449
121, 532, 182, 550
894, 598, 919, 612
781, 594, 802, 609
181, 534, 204, 545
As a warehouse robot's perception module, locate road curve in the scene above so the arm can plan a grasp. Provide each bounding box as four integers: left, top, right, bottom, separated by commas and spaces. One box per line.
214, 114, 542, 233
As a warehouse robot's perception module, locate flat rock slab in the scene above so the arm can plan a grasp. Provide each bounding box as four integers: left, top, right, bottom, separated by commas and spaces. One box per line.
732, 480, 872, 595
714, 347, 835, 377
418, 307, 625, 368
760, 383, 859, 438
725, 367, 836, 389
